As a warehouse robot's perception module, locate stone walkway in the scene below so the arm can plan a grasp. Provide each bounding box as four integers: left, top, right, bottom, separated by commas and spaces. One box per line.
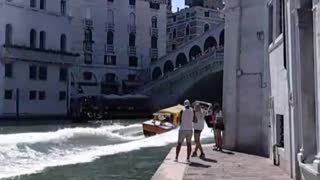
152, 144, 291, 180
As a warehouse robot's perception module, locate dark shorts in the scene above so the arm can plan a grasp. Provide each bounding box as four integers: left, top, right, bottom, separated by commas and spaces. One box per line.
194, 129, 202, 134
214, 123, 225, 131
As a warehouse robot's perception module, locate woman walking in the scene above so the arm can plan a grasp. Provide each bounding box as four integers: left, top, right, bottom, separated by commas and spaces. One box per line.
192, 104, 206, 158
213, 103, 224, 151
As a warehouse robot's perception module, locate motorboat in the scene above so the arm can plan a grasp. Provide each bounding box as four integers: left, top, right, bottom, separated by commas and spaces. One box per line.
142, 104, 185, 136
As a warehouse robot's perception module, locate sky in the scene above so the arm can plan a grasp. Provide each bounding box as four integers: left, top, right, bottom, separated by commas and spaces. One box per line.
172, 0, 186, 12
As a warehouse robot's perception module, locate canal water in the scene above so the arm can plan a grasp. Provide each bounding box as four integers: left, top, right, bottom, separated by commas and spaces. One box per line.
0, 120, 214, 180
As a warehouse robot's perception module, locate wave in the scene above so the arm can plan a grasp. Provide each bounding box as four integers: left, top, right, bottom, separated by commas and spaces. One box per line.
0, 124, 213, 179
0, 124, 143, 146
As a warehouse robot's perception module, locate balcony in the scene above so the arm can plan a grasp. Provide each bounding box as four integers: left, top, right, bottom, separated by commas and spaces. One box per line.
105, 23, 115, 32
128, 24, 136, 33
149, 48, 158, 59
150, 27, 158, 37
84, 19, 93, 28
127, 46, 137, 56
105, 44, 114, 54
2, 44, 79, 64
83, 41, 93, 52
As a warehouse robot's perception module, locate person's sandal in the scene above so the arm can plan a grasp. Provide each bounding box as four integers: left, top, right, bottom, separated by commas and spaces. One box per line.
199, 153, 205, 159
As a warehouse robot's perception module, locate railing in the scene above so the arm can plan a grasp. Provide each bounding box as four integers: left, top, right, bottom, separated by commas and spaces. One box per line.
84, 19, 93, 28
128, 46, 137, 56
135, 49, 224, 93
105, 23, 115, 32
128, 25, 136, 33
105, 44, 114, 54
150, 48, 158, 59
150, 27, 158, 37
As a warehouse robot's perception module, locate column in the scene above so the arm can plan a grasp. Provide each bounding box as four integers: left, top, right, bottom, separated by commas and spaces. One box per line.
292, 7, 317, 163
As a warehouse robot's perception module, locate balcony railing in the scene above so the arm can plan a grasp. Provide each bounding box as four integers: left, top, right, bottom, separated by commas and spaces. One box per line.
128, 46, 137, 56
105, 44, 114, 54
150, 27, 158, 37
105, 23, 115, 32
84, 19, 93, 28
149, 48, 158, 59
128, 24, 136, 33
83, 41, 93, 52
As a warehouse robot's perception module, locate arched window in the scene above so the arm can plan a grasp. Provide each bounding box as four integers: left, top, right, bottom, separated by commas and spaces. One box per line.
186, 24, 190, 36
219, 29, 225, 46
30, 0, 36, 8
5, 24, 12, 45
152, 16, 157, 28
107, 31, 114, 45
40, 31, 46, 49
151, 36, 157, 49
107, 10, 114, 24
85, 28, 92, 42
40, 0, 46, 9
30, 29, 37, 48
129, 33, 136, 47
61, 0, 66, 15
204, 24, 210, 32
129, 13, 135, 25
60, 34, 67, 52
173, 29, 176, 39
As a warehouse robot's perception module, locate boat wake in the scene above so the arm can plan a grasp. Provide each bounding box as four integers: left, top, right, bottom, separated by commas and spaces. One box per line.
0, 123, 213, 179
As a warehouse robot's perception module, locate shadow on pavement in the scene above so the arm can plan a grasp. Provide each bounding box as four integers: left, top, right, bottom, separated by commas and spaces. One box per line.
212, 149, 235, 155
189, 162, 211, 168
200, 157, 217, 163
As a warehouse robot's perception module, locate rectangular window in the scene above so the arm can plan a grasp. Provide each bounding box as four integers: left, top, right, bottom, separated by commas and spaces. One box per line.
276, 114, 284, 148
108, 0, 113, 2
204, 11, 210, 17
128, 74, 136, 81
38, 66, 47, 80
29, 65, 37, 80
5, 63, 13, 78
59, 91, 67, 101
84, 53, 93, 64
30, 0, 36, 8
149, 2, 160, 9
61, 0, 66, 15
129, 56, 138, 67
4, 90, 13, 100
38, 91, 46, 100
268, 3, 274, 45
40, 0, 46, 10
276, 0, 283, 37
59, 68, 68, 82
29, 90, 37, 100
129, 0, 135, 6
83, 72, 92, 80
104, 55, 117, 65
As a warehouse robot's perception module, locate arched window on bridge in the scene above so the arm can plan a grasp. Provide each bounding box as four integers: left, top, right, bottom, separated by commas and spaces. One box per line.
203, 36, 217, 52
189, 45, 202, 61
176, 53, 188, 68
185, 24, 190, 36
163, 60, 174, 74
219, 29, 225, 47
152, 67, 162, 80
204, 24, 210, 32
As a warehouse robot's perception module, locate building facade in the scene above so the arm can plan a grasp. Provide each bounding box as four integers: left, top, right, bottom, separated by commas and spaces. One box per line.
185, 0, 224, 9
0, 0, 78, 118
224, 0, 320, 179
69, 0, 167, 95
167, 5, 224, 53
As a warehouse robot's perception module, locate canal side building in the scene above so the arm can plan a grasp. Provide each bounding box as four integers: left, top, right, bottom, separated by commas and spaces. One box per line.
223, 0, 320, 179
0, 0, 78, 118
167, 0, 224, 53
69, 0, 167, 95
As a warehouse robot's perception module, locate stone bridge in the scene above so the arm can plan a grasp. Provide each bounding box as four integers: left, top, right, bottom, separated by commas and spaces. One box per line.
136, 49, 224, 110
150, 23, 225, 81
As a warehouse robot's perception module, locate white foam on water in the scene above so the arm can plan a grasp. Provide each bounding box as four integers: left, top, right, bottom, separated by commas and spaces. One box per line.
0, 124, 213, 179
0, 124, 142, 145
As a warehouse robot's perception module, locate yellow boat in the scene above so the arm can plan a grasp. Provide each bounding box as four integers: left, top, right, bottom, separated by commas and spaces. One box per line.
142, 104, 185, 136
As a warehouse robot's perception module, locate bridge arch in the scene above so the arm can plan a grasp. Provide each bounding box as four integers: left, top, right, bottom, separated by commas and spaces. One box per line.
176, 53, 188, 68
219, 29, 225, 46
189, 45, 202, 61
152, 67, 162, 80
203, 36, 217, 52
163, 60, 174, 74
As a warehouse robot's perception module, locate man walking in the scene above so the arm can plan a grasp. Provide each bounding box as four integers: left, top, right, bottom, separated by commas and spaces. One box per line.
175, 99, 195, 162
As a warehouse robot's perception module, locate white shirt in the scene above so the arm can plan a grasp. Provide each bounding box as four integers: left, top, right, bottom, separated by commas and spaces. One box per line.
179, 107, 194, 130
193, 110, 205, 130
